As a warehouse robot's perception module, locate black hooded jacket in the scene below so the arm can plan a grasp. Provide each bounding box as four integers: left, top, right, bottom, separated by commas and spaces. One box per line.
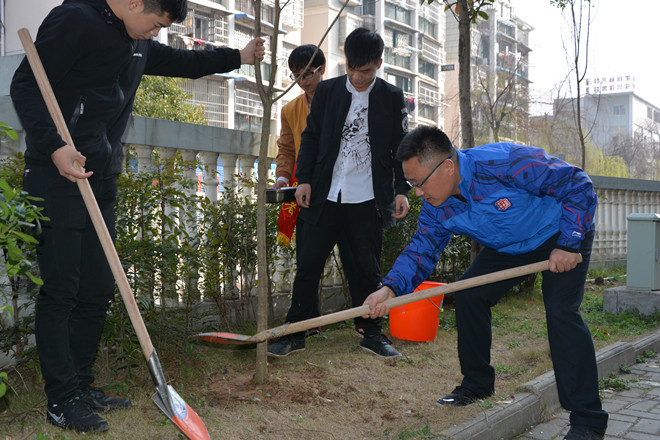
11, 0, 241, 176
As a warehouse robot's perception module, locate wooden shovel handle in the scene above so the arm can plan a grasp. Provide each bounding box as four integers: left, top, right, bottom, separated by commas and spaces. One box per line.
253, 255, 582, 342
17, 28, 155, 360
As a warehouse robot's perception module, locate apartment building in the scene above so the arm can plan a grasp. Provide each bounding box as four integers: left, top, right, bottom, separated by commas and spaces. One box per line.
444, 0, 532, 146
302, 0, 446, 129
1, 0, 305, 134
553, 76, 660, 179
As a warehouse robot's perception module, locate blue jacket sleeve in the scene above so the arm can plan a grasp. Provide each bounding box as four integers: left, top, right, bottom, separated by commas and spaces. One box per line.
382, 202, 453, 296
508, 145, 597, 250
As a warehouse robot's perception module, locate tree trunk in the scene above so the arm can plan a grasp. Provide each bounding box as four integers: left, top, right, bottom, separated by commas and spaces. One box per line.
255, 109, 271, 383
458, 0, 475, 150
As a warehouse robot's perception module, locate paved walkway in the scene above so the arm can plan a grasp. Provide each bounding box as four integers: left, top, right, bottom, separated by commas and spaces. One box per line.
517, 358, 660, 440
437, 331, 660, 440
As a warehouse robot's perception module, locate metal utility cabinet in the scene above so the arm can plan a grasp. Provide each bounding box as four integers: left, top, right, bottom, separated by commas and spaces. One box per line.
627, 213, 660, 290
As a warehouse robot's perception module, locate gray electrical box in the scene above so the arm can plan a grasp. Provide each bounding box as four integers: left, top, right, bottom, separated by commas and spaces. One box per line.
627, 213, 660, 290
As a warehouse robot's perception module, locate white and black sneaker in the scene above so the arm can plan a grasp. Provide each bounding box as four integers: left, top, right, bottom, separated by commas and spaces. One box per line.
47, 393, 109, 432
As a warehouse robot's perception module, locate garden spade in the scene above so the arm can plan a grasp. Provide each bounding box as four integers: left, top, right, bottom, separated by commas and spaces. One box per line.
17, 28, 211, 440
198, 257, 580, 345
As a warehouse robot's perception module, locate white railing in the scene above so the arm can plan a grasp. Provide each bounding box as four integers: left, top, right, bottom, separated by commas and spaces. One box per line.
591, 176, 660, 264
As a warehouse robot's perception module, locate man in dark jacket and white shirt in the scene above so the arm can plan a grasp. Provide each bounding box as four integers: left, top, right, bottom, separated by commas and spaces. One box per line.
10, 0, 264, 433
268, 27, 410, 358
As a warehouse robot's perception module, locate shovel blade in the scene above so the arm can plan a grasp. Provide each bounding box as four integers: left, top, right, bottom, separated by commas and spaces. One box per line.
152, 385, 210, 440
197, 331, 257, 345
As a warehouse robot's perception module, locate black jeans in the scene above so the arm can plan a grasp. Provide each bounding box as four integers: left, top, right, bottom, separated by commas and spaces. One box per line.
287, 199, 383, 335
24, 165, 116, 404
454, 230, 607, 432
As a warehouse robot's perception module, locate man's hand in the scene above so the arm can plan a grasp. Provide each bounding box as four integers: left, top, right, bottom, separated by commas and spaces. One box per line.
51, 145, 93, 182
362, 285, 396, 319
240, 37, 265, 65
272, 179, 288, 189
295, 183, 311, 208
548, 248, 581, 273
392, 194, 409, 219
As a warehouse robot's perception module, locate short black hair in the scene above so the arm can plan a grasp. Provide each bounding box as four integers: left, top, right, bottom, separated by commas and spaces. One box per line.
143, 0, 188, 23
396, 126, 454, 166
288, 45, 326, 72
344, 27, 383, 69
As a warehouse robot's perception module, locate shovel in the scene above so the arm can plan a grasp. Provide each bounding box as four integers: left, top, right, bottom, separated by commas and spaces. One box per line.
17, 29, 210, 440
198, 257, 579, 345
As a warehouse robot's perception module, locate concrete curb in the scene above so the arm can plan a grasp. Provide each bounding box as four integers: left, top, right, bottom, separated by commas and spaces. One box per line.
436, 330, 660, 440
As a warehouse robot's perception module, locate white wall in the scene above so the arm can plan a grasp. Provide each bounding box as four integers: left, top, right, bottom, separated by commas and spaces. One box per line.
4, 0, 60, 55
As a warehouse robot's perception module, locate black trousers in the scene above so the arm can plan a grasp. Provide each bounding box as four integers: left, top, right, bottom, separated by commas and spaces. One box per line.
24, 165, 116, 404
454, 231, 608, 432
287, 198, 383, 335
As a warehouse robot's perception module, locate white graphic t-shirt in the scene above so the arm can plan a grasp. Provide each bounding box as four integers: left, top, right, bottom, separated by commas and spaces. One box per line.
327, 77, 376, 204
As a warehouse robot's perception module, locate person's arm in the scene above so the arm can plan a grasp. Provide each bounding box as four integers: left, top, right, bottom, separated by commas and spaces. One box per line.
391, 88, 411, 198
381, 202, 451, 296
273, 110, 295, 188
508, 145, 597, 271
294, 81, 326, 207
295, 82, 325, 186
363, 203, 451, 318
10, 6, 84, 159
143, 37, 264, 78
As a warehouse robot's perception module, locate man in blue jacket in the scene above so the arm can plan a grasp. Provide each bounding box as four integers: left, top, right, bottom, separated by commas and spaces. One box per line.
268, 28, 410, 358
11, 0, 263, 433
363, 126, 607, 440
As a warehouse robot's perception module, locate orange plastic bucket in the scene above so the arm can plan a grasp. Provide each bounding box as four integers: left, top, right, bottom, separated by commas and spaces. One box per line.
389, 281, 445, 342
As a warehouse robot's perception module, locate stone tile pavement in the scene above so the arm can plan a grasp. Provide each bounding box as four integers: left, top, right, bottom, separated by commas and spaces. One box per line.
436, 331, 660, 440
516, 358, 660, 440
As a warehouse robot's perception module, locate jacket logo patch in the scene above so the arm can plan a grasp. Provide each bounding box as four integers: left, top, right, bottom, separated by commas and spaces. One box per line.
133, 53, 143, 57
494, 198, 511, 211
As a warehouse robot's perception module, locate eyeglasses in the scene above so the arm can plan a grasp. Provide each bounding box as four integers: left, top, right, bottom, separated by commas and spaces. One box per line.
289, 65, 322, 82
406, 155, 452, 189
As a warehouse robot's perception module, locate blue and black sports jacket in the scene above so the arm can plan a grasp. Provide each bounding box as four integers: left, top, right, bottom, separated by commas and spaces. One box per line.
382, 142, 597, 296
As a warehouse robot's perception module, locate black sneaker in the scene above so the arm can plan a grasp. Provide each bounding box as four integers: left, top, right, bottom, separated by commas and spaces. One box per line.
436, 386, 493, 406
47, 394, 109, 433
359, 333, 402, 358
267, 334, 305, 357
563, 426, 605, 440
80, 385, 132, 412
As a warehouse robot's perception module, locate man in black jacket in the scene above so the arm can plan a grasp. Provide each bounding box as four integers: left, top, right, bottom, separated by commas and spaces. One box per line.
10, 0, 263, 433
267, 28, 410, 358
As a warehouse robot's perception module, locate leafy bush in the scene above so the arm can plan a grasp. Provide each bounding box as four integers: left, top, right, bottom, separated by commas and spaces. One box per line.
0, 148, 47, 397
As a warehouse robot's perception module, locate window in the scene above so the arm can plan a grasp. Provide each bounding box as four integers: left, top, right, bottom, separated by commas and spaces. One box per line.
419, 18, 436, 39
234, 114, 262, 133
194, 16, 210, 40
386, 73, 412, 93
613, 105, 626, 116
363, 0, 375, 16
418, 103, 436, 120
385, 2, 412, 25
419, 59, 436, 79
384, 28, 413, 70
